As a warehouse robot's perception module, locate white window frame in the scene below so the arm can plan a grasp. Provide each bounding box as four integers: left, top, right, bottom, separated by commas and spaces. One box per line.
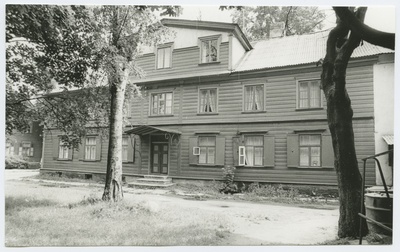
239, 146, 246, 166
299, 134, 322, 167
243, 84, 265, 112
198, 88, 218, 113
296, 79, 323, 109
198, 136, 216, 165
156, 43, 173, 69
198, 35, 221, 64
58, 142, 69, 160
150, 92, 173, 116
193, 147, 200, 155
20, 142, 33, 157
240, 135, 264, 167
85, 137, 97, 161
6, 141, 14, 156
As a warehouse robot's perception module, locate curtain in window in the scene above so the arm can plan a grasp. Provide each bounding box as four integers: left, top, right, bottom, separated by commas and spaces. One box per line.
199, 90, 207, 113
309, 81, 320, 107
255, 85, 263, 110
85, 137, 96, 160
165, 93, 172, 114
59, 145, 69, 159
245, 136, 263, 166
209, 89, 216, 112
245, 86, 254, 111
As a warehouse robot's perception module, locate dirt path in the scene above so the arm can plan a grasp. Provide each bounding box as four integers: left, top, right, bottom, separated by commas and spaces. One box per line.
4, 170, 339, 245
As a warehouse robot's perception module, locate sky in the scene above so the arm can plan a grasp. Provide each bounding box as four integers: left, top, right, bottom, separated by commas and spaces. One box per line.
172, 5, 396, 33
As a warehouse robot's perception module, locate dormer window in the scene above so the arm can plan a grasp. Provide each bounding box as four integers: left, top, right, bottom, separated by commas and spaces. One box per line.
199, 35, 221, 64
156, 43, 173, 69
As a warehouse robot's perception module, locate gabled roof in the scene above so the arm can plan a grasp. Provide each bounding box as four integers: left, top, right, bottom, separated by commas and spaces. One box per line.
235, 29, 394, 72
161, 18, 252, 51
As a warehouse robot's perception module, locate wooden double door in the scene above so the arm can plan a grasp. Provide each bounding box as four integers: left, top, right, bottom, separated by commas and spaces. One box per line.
151, 143, 168, 175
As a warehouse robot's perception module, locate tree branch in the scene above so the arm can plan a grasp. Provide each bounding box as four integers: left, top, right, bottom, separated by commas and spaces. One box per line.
333, 7, 395, 50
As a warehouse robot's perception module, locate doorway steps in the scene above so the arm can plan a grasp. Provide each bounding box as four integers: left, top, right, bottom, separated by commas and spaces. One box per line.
127, 175, 174, 188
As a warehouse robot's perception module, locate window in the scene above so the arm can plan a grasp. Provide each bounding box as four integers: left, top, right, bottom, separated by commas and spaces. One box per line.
199, 36, 220, 63
157, 46, 172, 69
151, 92, 173, 115
199, 88, 217, 113
299, 135, 321, 167
244, 85, 264, 111
124, 100, 132, 118
58, 142, 69, 159
122, 137, 128, 162
189, 136, 225, 166
6, 141, 14, 155
238, 136, 264, 166
198, 136, 216, 164
85, 137, 97, 160
298, 80, 321, 109
20, 142, 33, 157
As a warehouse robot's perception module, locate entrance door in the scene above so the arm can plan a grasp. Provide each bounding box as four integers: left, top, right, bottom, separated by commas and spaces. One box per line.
151, 143, 168, 174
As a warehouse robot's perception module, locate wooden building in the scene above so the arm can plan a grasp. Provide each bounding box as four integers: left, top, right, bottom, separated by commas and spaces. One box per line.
7, 121, 43, 167
41, 19, 394, 186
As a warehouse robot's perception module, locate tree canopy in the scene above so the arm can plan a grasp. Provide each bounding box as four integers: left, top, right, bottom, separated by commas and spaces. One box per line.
231, 6, 326, 41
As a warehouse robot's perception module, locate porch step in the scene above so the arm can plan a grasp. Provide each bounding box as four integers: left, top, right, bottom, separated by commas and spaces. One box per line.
127, 175, 174, 188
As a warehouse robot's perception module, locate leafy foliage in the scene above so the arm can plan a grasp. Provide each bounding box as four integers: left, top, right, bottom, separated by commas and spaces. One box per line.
5, 5, 179, 149
219, 166, 238, 194
5, 155, 30, 169
231, 6, 326, 41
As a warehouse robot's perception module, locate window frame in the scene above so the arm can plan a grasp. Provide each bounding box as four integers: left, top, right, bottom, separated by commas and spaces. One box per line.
296, 78, 323, 110
6, 141, 15, 156
155, 43, 173, 69
243, 84, 265, 112
239, 135, 264, 167
122, 136, 129, 162
20, 141, 33, 157
197, 136, 216, 165
58, 142, 70, 160
84, 136, 97, 161
198, 35, 222, 64
299, 134, 322, 168
198, 87, 218, 114
150, 91, 174, 116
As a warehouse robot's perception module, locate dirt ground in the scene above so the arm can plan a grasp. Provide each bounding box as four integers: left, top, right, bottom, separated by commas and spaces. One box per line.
4, 169, 339, 245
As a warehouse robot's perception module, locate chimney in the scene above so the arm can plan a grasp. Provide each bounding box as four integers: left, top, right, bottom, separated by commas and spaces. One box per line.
269, 22, 285, 38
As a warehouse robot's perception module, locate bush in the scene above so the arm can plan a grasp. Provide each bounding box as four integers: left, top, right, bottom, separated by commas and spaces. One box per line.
5, 155, 29, 169
219, 166, 238, 194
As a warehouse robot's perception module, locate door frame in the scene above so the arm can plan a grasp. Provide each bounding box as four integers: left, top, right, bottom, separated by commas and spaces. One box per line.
149, 135, 170, 175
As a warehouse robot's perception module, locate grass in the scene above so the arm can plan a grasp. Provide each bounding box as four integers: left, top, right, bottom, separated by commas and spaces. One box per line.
171, 181, 338, 207
5, 195, 230, 246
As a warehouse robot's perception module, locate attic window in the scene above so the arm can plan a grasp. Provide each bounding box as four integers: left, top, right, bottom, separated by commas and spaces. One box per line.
156, 43, 173, 69
199, 35, 221, 64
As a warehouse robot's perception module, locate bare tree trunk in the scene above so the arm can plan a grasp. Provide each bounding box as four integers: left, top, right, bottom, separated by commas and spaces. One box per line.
102, 65, 128, 201
321, 7, 368, 238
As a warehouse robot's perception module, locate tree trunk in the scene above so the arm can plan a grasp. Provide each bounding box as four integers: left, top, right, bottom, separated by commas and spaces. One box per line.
321, 7, 368, 238
102, 65, 128, 202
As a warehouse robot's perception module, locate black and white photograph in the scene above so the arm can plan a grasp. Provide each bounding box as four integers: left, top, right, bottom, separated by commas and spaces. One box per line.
2, 0, 397, 249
